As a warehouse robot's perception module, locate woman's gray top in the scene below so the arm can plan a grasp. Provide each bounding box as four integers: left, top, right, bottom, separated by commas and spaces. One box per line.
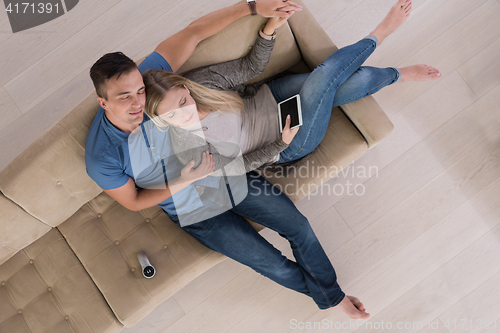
170, 32, 288, 176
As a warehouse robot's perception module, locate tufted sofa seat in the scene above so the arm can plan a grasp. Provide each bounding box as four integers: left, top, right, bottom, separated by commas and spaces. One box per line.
0, 1, 393, 331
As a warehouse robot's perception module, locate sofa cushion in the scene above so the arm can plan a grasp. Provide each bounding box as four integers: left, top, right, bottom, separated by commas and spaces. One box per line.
0, 229, 122, 333
0, 103, 101, 227
57, 192, 226, 327
0, 193, 51, 265
177, 15, 302, 84
258, 107, 368, 202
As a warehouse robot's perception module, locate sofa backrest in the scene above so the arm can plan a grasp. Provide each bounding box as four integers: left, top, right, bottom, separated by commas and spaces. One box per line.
177, 15, 302, 83
0, 193, 52, 265
0, 96, 102, 228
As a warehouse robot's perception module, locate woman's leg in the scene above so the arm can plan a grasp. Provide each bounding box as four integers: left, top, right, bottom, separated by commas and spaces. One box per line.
274, 0, 415, 162
277, 36, 380, 162
267, 66, 401, 107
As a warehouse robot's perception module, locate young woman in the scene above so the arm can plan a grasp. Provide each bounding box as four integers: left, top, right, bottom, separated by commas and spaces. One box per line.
142, 0, 440, 176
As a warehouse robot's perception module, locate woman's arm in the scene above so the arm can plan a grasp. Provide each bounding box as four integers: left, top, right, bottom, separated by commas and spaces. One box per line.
174, 135, 289, 177
182, 33, 275, 91
182, 16, 292, 90
170, 115, 299, 177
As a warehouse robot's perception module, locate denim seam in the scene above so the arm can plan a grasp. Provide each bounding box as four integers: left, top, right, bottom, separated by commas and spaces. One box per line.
335, 74, 397, 106
294, 244, 334, 308
293, 40, 376, 160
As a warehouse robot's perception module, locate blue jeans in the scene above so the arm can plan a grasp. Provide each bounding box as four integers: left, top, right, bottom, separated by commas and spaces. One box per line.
267, 36, 400, 162
166, 172, 344, 309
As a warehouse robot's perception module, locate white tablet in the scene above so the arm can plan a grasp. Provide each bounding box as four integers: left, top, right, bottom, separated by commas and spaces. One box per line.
278, 94, 303, 133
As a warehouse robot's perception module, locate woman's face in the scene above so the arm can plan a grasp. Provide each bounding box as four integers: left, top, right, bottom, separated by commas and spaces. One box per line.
156, 86, 200, 127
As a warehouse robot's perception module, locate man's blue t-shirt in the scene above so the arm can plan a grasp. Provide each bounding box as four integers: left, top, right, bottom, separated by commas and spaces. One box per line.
85, 52, 217, 216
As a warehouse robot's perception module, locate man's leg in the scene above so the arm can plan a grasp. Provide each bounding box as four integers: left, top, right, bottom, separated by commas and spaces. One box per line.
229, 172, 345, 309
167, 209, 312, 299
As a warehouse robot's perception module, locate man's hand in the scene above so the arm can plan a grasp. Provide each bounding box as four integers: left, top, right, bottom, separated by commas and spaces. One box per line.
257, 0, 302, 18
281, 114, 300, 145
179, 151, 215, 184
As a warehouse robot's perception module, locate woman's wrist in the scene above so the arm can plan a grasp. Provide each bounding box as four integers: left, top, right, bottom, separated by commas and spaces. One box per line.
260, 25, 277, 40
262, 24, 276, 37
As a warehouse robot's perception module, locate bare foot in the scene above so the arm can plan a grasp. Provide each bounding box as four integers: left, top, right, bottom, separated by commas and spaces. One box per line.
370, 0, 412, 45
335, 295, 370, 319
399, 64, 441, 82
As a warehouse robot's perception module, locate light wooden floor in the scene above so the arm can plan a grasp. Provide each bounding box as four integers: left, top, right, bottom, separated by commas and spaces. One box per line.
2, 0, 499, 332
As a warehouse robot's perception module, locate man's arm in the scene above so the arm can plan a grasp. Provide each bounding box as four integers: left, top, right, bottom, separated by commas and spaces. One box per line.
104, 152, 214, 212
155, 0, 302, 73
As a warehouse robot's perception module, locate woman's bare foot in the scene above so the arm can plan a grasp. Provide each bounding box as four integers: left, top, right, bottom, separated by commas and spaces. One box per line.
336, 295, 370, 319
370, 0, 412, 46
399, 64, 441, 82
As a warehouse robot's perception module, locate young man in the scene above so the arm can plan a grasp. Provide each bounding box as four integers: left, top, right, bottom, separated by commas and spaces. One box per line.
85, 0, 369, 319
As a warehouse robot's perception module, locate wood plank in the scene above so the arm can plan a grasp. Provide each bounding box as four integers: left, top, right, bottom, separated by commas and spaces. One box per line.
315, 70, 476, 215
225, 288, 318, 333
0, 87, 22, 132
0, 0, 122, 87
328, 85, 500, 284
349, 171, 500, 324
373, 0, 500, 115
457, 37, 500, 98
334, 71, 477, 233
172, 259, 245, 313
323, 0, 428, 49
3, 0, 187, 113
438, 272, 500, 333
366, 0, 489, 69
0, 68, 92, 172
295, 131, 500, 332
302, 0, 367, 30
117, 0, 236, 63
309, 206, 355, 256
162, 268, 283, 333
417, 319, 450, 333
350, 208, 500, 332
0, 3, 14, 44
120, 297, 185, 333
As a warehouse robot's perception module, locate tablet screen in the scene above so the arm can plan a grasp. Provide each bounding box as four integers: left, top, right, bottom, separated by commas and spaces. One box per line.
279, 95, 300, 130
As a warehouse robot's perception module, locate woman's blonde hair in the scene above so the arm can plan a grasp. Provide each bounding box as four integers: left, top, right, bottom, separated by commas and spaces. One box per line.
142, 69, 244, 130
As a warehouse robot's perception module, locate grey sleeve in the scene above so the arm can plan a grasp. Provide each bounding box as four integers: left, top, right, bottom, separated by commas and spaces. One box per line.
171, 128, 288, 176
182, 34, 276, 91
209, 139, 289, 176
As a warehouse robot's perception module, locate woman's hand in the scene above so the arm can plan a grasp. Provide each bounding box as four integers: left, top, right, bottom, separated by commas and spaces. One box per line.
262, 10, 296, 36
281, 115, 300, 145
179, 151, 214, 184
257, 0, 302, 19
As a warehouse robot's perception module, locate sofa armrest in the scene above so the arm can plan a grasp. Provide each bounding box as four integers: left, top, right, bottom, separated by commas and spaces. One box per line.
339, 96, 394, 147
287, 0, 338, 69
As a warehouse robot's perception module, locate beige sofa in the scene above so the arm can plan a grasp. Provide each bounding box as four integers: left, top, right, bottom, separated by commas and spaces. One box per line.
0, 1, 393, 331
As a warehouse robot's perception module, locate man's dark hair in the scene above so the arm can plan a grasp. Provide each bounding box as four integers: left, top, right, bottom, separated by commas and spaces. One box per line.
90, 52, 138, 99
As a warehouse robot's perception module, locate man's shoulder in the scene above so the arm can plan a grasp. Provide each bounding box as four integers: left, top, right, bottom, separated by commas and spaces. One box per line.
138, 51, 173, 73
85, 107, 110, 159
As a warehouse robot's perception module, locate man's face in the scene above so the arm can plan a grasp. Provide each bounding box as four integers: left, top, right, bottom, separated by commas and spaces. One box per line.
99, 69, 145, 132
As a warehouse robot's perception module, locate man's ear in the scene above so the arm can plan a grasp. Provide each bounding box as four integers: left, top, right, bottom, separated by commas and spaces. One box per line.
97, 96, 108, 110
